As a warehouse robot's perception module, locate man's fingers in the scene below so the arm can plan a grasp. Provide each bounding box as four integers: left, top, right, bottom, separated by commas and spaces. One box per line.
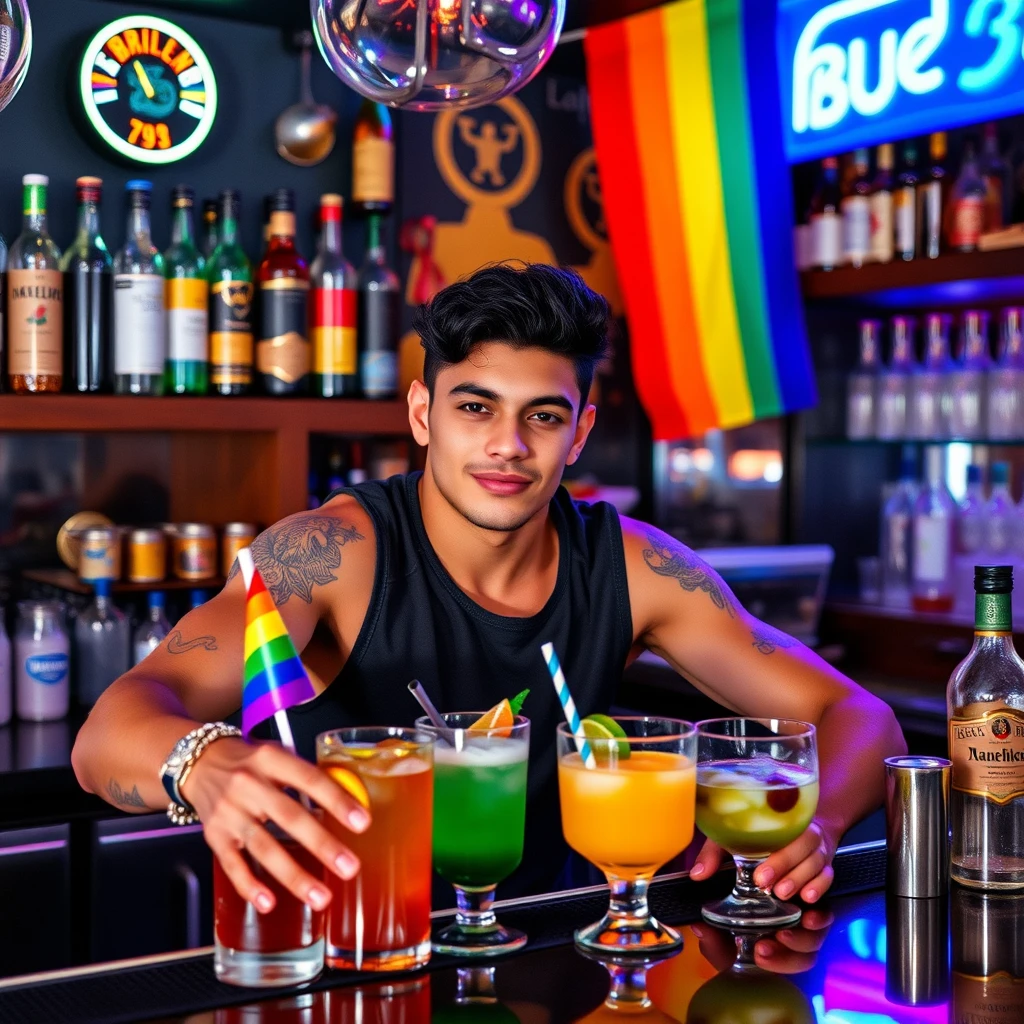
751, 940, 819, 975
689, 838, 725, 880
754, 822, 829, 891
799, 908, 835, 931
772, 924, 831, 954
798, 864, 835, 903
242, 823, 333, 910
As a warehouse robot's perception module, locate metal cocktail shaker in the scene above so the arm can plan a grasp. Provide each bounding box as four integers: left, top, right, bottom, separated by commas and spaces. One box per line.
884, 755, 951, 898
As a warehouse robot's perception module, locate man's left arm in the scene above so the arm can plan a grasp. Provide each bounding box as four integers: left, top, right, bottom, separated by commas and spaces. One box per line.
622, 520, 907, 903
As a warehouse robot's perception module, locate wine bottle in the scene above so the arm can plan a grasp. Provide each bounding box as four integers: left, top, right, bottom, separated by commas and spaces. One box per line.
357, 214, 399, 400
164, 185, 208, 395
257, 188, 310, 396
869, 143, 894, 265
207, 189, 253, 396
920, 132, 947, 260
894, 141, 919, 261
61, 176, 112, 393
201, 198, 218, 259
808, 156, 841, 271
842, 147, 871, 268
950, 141, 987, 253
352, 99, 394, 218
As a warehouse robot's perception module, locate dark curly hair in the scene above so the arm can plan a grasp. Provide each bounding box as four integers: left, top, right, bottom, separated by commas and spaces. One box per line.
413, 263, 610, 408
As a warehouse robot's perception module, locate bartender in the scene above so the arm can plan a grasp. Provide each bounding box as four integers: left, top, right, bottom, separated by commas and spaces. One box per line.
72, 263, 906, 917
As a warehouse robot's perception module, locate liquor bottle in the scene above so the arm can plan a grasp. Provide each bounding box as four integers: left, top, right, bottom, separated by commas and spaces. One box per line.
75, 579, 129, 708
982, 122, 1008, 232
950, 310, 991, 441
989, 307, 1024, 441
847, 318, 880, 439
262, 194, 274, 248
957, 465, 986, 607
201, 198, 218, 259
894, 141, 919, 261
920, 132, 947, 260
948, 565, 1024, 888
164, 185, 209, 395
133, 591, 170, 665
7, 174, 63, 393
949, 142, 987, 253
310, 194, 358, 398
809, 156, 842, 271
113, 180, 165, 395
912, 445, 955, 613
876, 315, 917, 440
869, 143, 894, 264
910, 312, 953, 440
207, 189, 253, 396
881, 453, 917, 608
357, 214, 400, 399
257, 188, 310, 396
61, 176, 112, 394
952, 889, 1024, 1016
985, 462, 1016, 563
352, 98, 394, 218
842, 148, 872, 268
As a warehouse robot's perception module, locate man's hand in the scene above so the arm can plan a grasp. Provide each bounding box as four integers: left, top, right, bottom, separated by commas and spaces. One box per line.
181, 738, 371, 913
689, 818, 839, 904
691, 910, 834, 974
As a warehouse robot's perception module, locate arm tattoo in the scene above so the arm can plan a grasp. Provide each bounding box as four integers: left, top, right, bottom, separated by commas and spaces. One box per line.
751, 623, 799, 655
642, 531, 736, 618
251, 515, 364, 605
107, 779, 147, 809
167, 630, 218, 654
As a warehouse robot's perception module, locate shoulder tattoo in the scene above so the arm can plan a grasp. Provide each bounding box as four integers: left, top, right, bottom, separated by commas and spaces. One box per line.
642, 531, 735, 617
751, 622, 799, 655
227, 515, 364, 606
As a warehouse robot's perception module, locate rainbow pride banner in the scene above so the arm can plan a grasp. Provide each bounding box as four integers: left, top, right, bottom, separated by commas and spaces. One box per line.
585, 0, 816, 440
241, 554, 315, 737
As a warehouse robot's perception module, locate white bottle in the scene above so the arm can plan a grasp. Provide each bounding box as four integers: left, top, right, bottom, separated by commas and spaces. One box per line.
0, 611, 10, 727
949, 310, 991, 441
847, 319, 881, 439
75, 580, 129, 708
912, 446, 956, 613
134, 591, 170, 665
910, 313, 954, 440
985, 462, 1016, 560
956, 465, 987, 613
881, 454, 917, 608
15, 601, 70, 722
877, 316, 917, 440
987, 307, 1024, 441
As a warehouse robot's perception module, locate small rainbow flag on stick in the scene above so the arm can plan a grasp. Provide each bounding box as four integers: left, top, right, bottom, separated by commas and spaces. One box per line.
237, 547, 315, 744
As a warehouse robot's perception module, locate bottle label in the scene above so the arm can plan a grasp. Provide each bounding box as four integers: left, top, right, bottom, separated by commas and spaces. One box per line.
25, 652, 69, 685
312, 287, 357, 375
210, 279, 253, 386
258, 280, 310, 385
950, 705, 1024, 803
914, 516, 950, 582
361, 350, 397, 397
166, 278, 209, 363
976, 592, 1012, 633
953, 972, 1024, 1024
268, 211, 296, 238
842, 195, 871, 259
7, 269, 63, 377
114, 274, 165, 375
354, 137, 394, 204
869, 191, 893, 262
809, 212, 841, 268
951, 196, 984, 248
894, 188, 915, 253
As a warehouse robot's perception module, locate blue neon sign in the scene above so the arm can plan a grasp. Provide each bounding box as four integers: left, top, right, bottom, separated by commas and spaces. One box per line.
778, 0, 1024, 163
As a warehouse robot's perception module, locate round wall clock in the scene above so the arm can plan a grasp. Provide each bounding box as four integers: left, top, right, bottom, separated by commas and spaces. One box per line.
79, 15, 218, 164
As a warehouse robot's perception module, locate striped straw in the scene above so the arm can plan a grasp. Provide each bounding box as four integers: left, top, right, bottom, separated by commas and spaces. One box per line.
541, 642, 596, 769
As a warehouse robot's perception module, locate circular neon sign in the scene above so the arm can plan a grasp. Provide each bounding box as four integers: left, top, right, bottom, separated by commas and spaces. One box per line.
79, 15, 218, 165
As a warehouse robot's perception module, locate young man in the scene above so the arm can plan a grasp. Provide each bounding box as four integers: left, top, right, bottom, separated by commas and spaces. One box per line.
73, 264, 905, 917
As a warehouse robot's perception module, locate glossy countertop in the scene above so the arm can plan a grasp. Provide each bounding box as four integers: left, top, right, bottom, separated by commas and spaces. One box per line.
3, 842, 1019, 1024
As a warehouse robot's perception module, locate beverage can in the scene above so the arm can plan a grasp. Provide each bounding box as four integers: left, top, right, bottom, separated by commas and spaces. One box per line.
79, 526, 122, 582
172, 524, 217, 580
222, 523, 258, 579
128, 528, 166, 583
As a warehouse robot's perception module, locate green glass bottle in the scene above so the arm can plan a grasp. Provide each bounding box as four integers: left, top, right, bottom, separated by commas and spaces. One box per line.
207, 189, 253, 396
164, 185, 208, 395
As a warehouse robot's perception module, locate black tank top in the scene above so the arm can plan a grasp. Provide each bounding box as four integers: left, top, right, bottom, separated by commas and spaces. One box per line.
284, 472, 634, 895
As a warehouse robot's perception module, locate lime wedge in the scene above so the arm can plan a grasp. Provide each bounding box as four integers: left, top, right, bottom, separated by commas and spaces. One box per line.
582, 714, 630, 760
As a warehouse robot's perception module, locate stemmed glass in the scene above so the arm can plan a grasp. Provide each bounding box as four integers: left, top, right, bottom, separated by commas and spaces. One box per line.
696, 718, 818, 929
556, 716, 697, 954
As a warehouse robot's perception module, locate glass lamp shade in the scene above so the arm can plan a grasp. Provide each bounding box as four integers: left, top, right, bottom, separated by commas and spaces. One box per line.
0, 0, 31, 114
312, 0, 565, 111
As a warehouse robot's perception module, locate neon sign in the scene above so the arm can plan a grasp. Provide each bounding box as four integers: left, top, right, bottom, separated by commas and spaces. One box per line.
778, 0, 1024, 163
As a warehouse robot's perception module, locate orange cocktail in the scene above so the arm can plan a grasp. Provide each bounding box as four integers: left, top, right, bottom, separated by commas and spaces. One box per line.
557, 717, 696, 955
317, 727, 434, 972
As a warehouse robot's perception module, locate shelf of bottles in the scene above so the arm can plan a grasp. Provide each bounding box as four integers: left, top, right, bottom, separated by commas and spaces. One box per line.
797, 120, 1024, 300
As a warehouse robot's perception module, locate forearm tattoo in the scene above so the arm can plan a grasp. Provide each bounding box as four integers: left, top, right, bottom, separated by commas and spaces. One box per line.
107, 779, 147, 808
642, 531, 736, 618
751, 623, 799, 655
227, 515, 364, 605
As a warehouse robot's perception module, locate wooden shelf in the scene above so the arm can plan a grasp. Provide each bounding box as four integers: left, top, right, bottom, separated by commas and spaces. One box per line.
23, 569, 227, 596
800, 247, 1024, 302
0, 395, 410, 435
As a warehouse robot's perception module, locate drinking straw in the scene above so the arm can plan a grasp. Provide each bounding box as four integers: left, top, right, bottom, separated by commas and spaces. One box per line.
541, 642, 596, 769
407, 679, 458, 747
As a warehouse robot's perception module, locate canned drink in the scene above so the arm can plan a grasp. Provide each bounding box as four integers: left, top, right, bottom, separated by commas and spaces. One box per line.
885, 755, 951, 897
56, 511, 114, 571
172, 524, 217, 581
222, 523, 258, 579
128, 528, 166, 583
79, 527, 122, 582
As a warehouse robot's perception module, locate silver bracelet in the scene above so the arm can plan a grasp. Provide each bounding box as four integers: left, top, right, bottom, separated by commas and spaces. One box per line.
160, 722, 242, 826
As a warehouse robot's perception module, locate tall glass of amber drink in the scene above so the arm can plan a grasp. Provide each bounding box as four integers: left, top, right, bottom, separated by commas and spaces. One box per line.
696, 718, 818, 929
317, 727, 435, 971
557, 716, 697, 954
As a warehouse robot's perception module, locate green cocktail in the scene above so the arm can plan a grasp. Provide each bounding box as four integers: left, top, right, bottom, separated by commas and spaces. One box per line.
417, 712, 530, 957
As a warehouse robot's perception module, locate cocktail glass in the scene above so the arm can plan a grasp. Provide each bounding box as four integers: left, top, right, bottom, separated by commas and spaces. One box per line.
557, 716, 697, 954
417, 713, 530, 956
213, 819, 325, 987
317, 726, 435, 971
575, 948, 682, 1022
696, 718, 819, 929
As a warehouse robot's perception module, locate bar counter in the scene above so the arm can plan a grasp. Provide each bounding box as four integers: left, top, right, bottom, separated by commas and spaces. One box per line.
4, 840, 1011, 1024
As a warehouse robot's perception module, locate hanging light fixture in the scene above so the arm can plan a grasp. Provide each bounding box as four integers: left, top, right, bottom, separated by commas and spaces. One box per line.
0, 0, 32, 114
311, 0, 565, 111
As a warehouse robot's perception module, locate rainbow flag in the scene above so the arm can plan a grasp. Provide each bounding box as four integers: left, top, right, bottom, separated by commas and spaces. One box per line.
585, 0, 816, 440
242, 560, 316, 737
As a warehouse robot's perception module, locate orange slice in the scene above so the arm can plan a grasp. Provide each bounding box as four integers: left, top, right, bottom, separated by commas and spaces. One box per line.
469, 698, 514, 737
325, 766, 370, 809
